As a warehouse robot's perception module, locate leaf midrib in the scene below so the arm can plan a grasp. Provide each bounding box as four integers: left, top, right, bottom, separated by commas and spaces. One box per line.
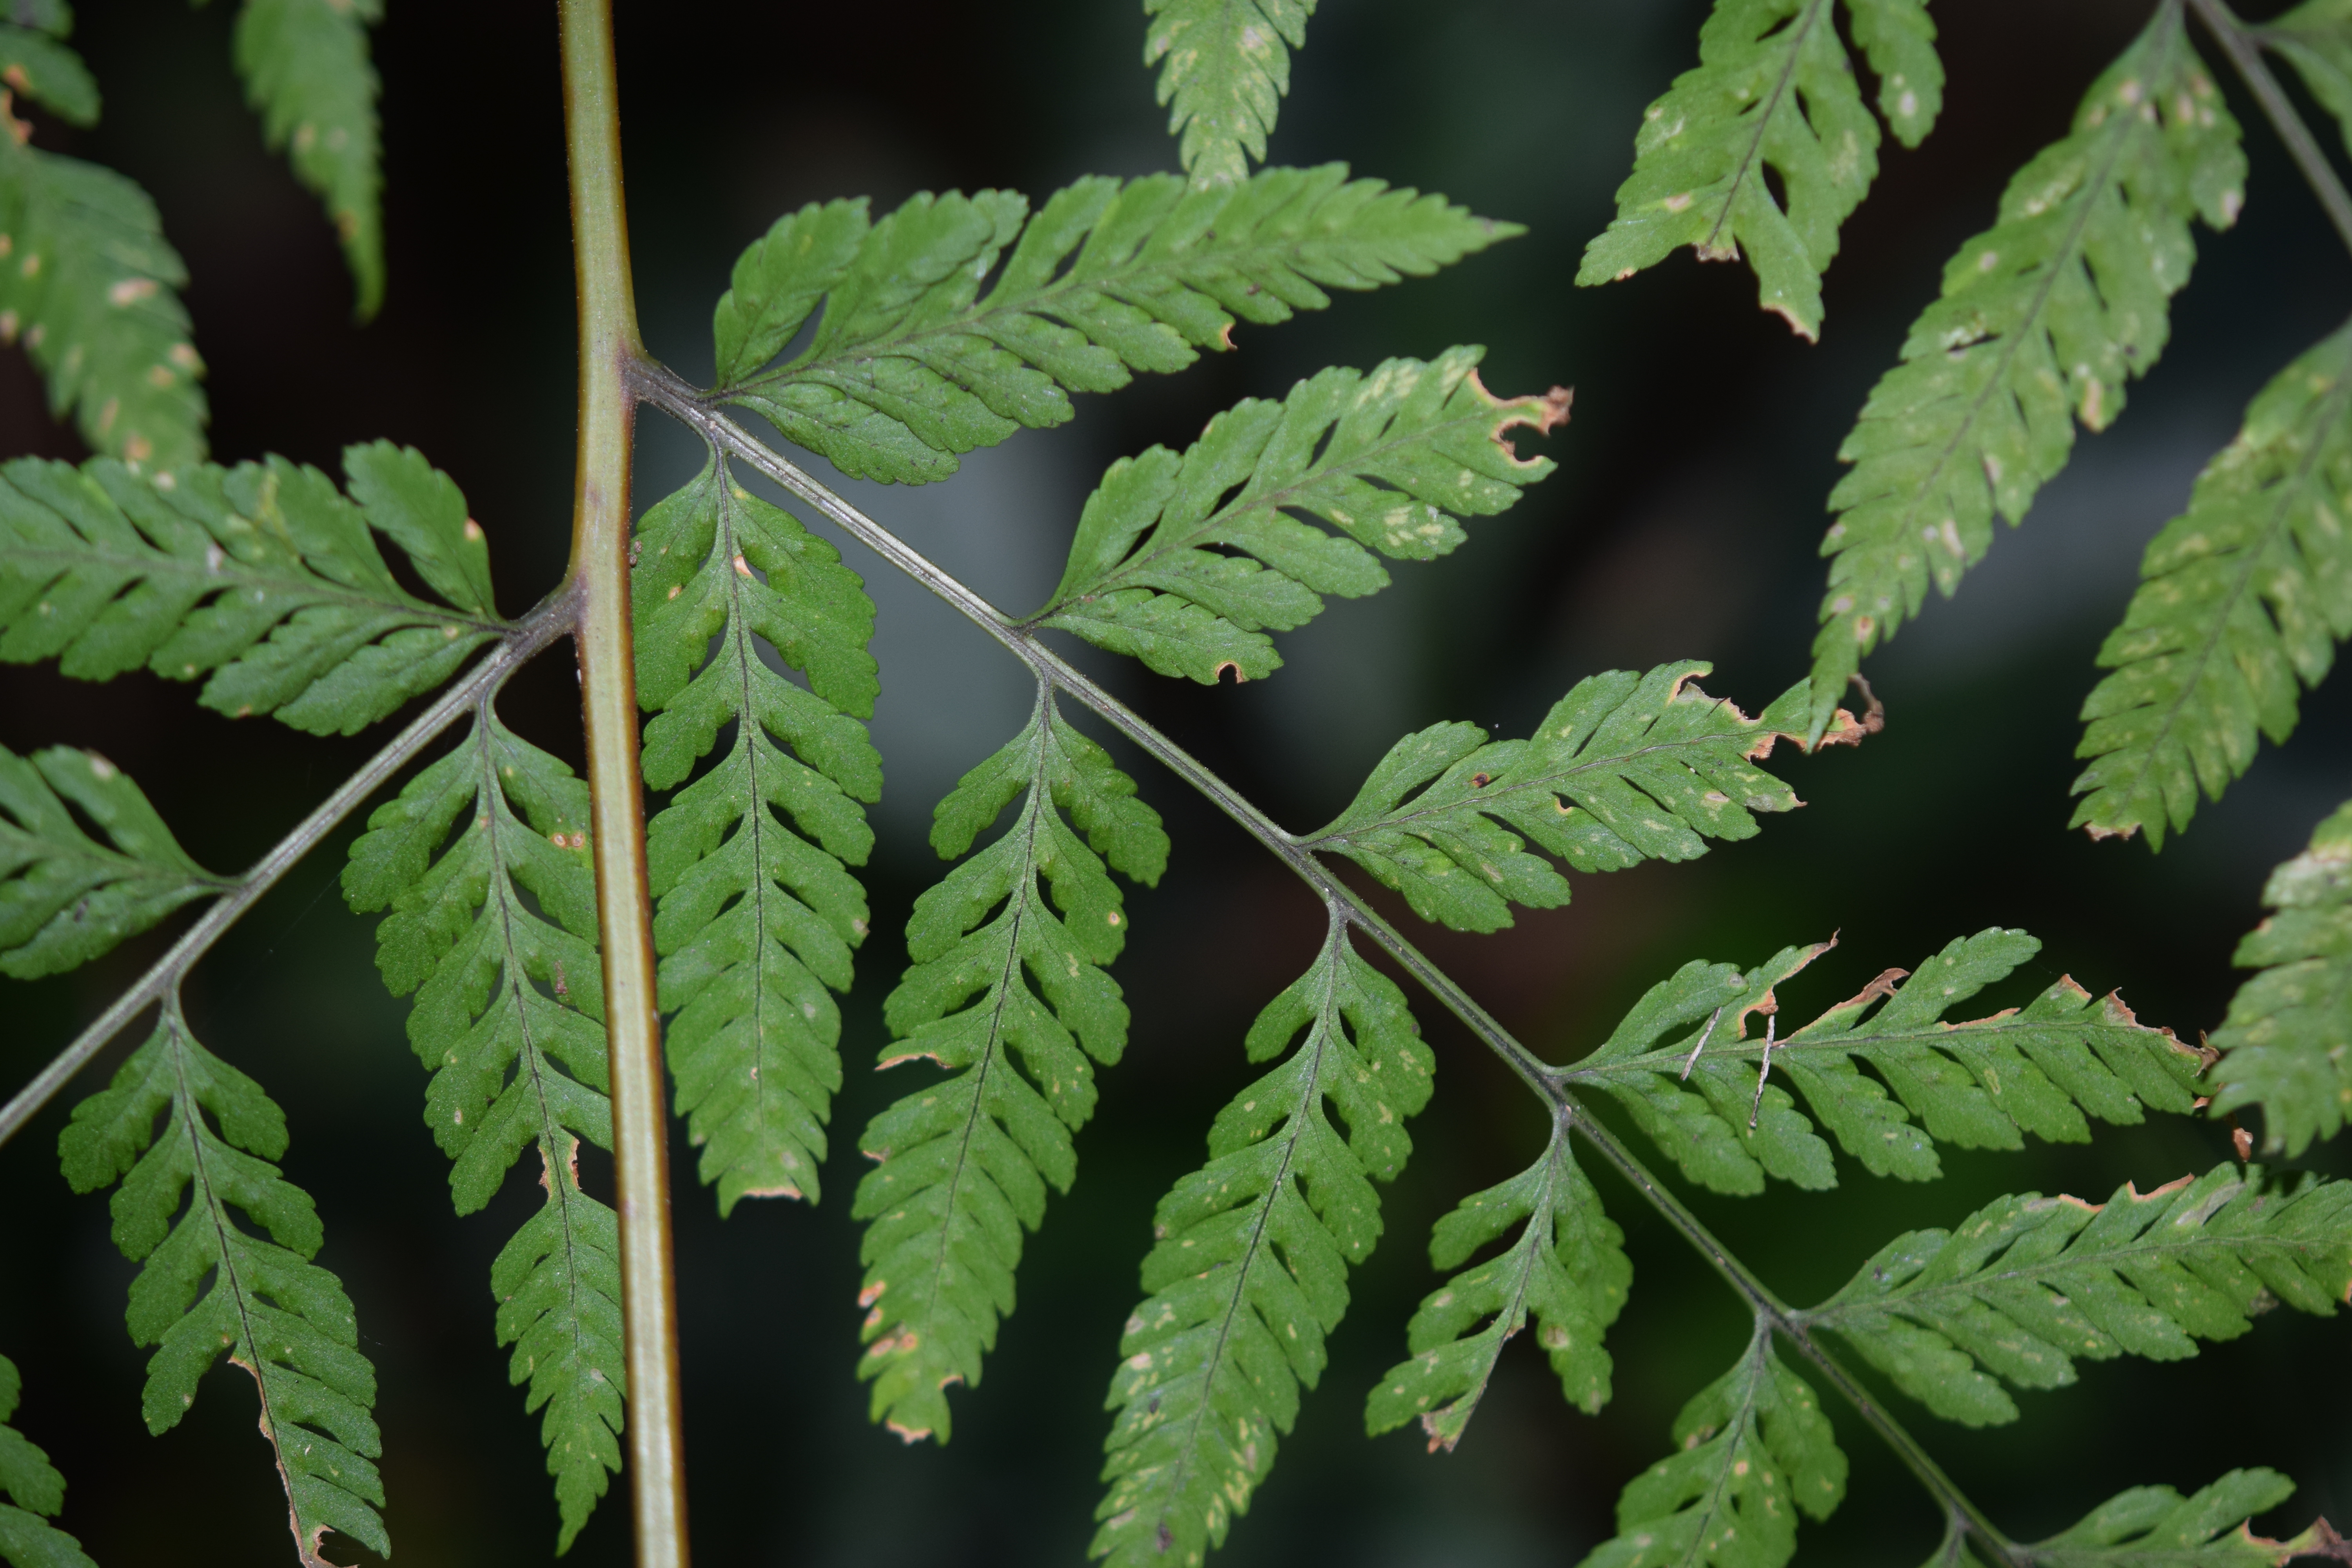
1144, 932, 1343, 1550
730, 189, 1392, 402
1662, 1334, 1775, 1568
1031, 396, 1515, 625
1304, 714, 1762, 849
164, 1011, 347, 1563
472, 716, 608, 1460
11, 541, 506, 635
886, 709, 1056, 1410
1563, 1014, 2163, 1083
1698, 0, 1837, 259
1799, 1210, 2313, 1330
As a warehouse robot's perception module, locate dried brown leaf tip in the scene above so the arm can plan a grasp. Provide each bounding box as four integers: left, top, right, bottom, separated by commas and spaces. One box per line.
1811, 673, 1884, 750
1471, 369, 1573, 464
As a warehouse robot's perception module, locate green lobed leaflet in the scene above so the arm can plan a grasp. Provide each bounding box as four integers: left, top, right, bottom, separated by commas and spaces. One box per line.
0, 1352, 98, 1568
710, 163, 1519, 484
634, 454, 881, 1215
1561, 929, 2209, 1194
1143, 0, 1317, 189
0, 133, 205, 468
1027, 347, 1570, 685
1942, 1469, 2346, 1566
231, 0, 387, 318
1798, 1164, 2352, 1427
1304, 661, 1850, 934
1577, 1326, 1846, 1568
2071, 321, 2352, 848
855, 686, 1166, 1442
2208, 798, 2352, 1158
0, 444, 505, 736
1806, 5, 2244, 740
59, 999, 387, 1567
342, 706, 622, 1552
1093, 912, 1430, 1568
1579, 0, 1942, 340
0, 740, 230, 979
1366, 1111, 1630, 1453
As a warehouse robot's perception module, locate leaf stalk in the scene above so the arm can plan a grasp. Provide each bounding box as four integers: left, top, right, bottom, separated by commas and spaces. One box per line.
2195, 0, 2352, 262
631, 372, 2025, 1560
557, 2, 686, 1566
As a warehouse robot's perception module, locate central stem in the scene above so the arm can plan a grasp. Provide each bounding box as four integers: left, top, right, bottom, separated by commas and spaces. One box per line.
558, 4, 686, 1566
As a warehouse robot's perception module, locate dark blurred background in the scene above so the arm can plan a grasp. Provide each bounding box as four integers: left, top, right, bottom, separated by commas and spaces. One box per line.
4, 1, 2350, 1564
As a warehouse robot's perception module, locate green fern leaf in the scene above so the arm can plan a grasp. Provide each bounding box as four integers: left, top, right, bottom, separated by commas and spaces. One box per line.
635, 455, 881, 1213
1577, 1328, 1846, 1568
1562, 928, 2207, 1195
0, 445, 505, 733
1365, 1112, 1630, 1451
1029, 348, 1570, 683
1974, 1470, 2343, 1567
229, 0, 383, 316
1799, 1163, 2352, 1427
342, 709, 623, 1551
0, 1353, 98, 1568
0, 135, 203, 467
58, 1002, 387, 1566
0, 742, 229, 978
2262, 2, 2352, 160
854, 688, 1166, 1441
2070, 325, 2352, 847
0, 23, 97, 125
1807, 7, 2244, 739
1094, 915, 1430, 1567
2208, 799, 2352, 1158
1306, 663, 1832, 933
1577, 0, 1940, 341
1143, 0, 1315, 190
1849, 0, 1942, 147
711, 165, 1518, 484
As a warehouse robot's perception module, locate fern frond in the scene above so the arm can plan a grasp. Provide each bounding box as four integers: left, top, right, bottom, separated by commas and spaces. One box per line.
1807, 8, 2244, 738
2069, 323, 2352, 847
635, 456, 880, 1214
1143, 0, 1315, 190
711, 165, 1518, 484
1306, 663, 1838, 934
2263, 2, 2352, 160
2209, 799, 2352, 1158
0, 22, 97, 126
1561, 929, 2207, 1195
0, 133, 204, 467
0, 742, 229, 978
1800, 1163, 2352, 1427
0, 1353, 98, 1568
342, 707, 622, 1550
0, 445, 505, 734
1969, 1470, 2347, 1567
1577, 0, 1941, 341
1577, 1326, 1846, 1568
58, 1000, 387, 1566
1028, 348, 1570, 683
1365, 1111, 1629, 1452
231, 0, 385, 317
1094, 912, 1430, 1567
854, 686, 1166, 1442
